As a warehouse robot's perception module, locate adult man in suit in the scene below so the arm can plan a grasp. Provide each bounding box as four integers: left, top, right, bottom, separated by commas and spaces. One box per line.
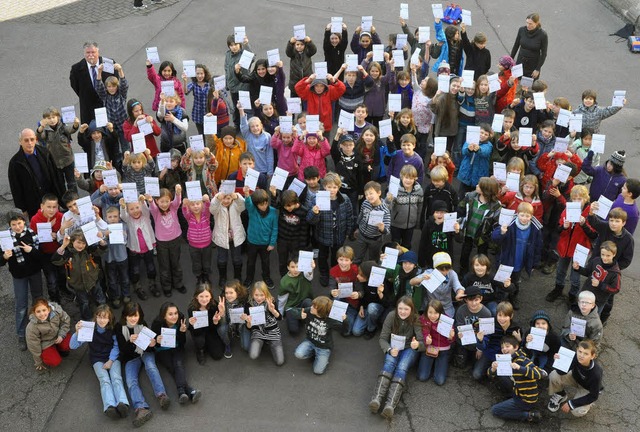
69, 42, 115, 124
8, 129, 65, 219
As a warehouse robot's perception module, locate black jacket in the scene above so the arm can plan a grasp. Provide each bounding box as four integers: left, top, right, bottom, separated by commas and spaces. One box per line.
461, 31, 491, 80
323, 29, 349, 76
69, 56, 116, 123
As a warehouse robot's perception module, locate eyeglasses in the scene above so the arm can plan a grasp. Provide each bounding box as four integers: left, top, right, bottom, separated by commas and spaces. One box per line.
578, 301, 594, 306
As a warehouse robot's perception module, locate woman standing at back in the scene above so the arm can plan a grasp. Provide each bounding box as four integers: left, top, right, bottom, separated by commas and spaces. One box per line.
510, 13, 548, 79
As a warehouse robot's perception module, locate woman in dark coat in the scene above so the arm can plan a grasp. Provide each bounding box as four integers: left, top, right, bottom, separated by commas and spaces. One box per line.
510, 13, 548, 79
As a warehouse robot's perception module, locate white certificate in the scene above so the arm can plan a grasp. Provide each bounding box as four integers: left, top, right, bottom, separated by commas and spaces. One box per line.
395, 34, 408, 50
94, 107, 108, 127
556, 109, 570, 127
133, 327, 156, 351
569, 113, 583, 133
466, 125, 480, 144
421, 269, 445, 293
443, 212, 457, 233
418, 26, 430, 43
288, 178, 306, 196
267, 49, 280, 67
234, 26, 246, 43
511, 64, 523, 78
213, 75, 226, 91
238, 50, 254, 70
436, 314, 454, 338
157, 153, 171, 171
410, 48, 421, 66
61, 105, 76, 124
346, 54, 359, 72
461, 70, 475, 88
390, 334, 406, 351
188, 135, 205, 152
388, 175, 400, 197
36, 222, 53, 243
392, 49, 404, 63
297, 250, 314, 273
434, 137, 447, 157
144, 177, 160, 197
331, 17, 343, 34
361, 16, 373, 32
337, 283, 353, 299
611, 90, 626, 107
161, 80, 175, 97
372, 44, 385, 62
287, 97, 302, 114
77, 320, 95, 342
220, 180, 236, 194
122, 183, 139, 203
437, 74, 450, 93
400, 3, 409, 19
554, 137, 569, 153
146, 47, 160, 64
81, 221, 101, 246
316, 190, 330, 211
553, 347, 575, 373
461, 9, 472, 25
378, 119, 392, 138
259, 86, 273, 104
230, 308, 244, 324
494, 264, 514, 283
566, 202, 582, 223
293, 24, 306, 40
137, 119, 153, 136
381, 247, 399, 269
270, 167, 288, 190
160, 327, 177, 348
338, 110, 355, 131
329, 300, 348, 322
533, 92, 547, 110
185, 180, 203, 201
102, 57, 115, 74
245, 168, 260, 191
520, 76, 534, 88
571, 317, 587, 337
108, 223, 125, 245
432, 4, 444, 19
488, 74, 500, 93
496, 353, 513, 376
591, 134, 606, 154
74, 152, 89, 174
0, 230, 13, 252
306, 115, 320, 133
519, 127, 533, 147
526, 327, 547, 351
76, 196, 95, 220
506, 172, 520, 192
499, 208, 516, 227
388, 94, 402, 112
573, 244, 590, 268
368, 210, 385, 226
553, 164, 572, 183
132, 132, 146, 154
238, 91, 251, 109
493, 162, 507, 182
314, 62, 328, 79
203, 115, 217, 135
183, 60, 196, 78
249, 306, 266, 326
279, 116, 293, 133
595, 196, 613, 219
192, 310, 209, 329
479, 317, 495, 335
458, 324, 476, 346
368, 266, 387, 287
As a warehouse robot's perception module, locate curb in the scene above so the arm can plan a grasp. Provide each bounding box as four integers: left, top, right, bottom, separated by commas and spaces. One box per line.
603, 0, 640, 25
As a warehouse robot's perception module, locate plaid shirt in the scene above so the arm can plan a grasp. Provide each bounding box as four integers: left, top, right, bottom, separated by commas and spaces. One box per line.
9, 228, 40, 264
306, 192, 354, 247
95, 77, 129, 132
186, 81, 210, 125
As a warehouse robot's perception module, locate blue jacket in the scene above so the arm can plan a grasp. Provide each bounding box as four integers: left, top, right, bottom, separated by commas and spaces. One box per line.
307, 192, 353, 247
245, 197, 278, 246
581, 151, 626, 202
457, 141, 492, 187
431, 21, 464, 75
491, 218, 543, 276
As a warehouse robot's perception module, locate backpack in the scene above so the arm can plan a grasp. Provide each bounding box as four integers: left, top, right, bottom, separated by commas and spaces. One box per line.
442, 3, 463, 25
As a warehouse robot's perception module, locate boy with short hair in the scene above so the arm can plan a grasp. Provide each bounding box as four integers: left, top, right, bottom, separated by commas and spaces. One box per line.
273, 189, 309, 277
243, 188, 278, 289
573, 241, 620, 321
476, 301, 521, 383
278, 254, 315, 336
103, 206, 130, 308
352, 104, 372, 140
611, 178, 640, 234
420, 165, 458, 229
228, 152, 269, 194
489, 335, 545, 424
300, 165, 322, 211
158, 148, 187, 194
418, 200, 458, 268
386, 134, 425, 184
453, 286, 492, 373
547, 339, 603, 417
331, 132, 364, 228
58, 190, 108, 241
224, 34, 252, 128
560, 291, 603, 351
354, 181, 391, 264
572, 89, 625, 133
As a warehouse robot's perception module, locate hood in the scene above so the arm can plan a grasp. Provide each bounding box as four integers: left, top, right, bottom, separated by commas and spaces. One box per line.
311, 78, 329, 93
28, 301, 61, 324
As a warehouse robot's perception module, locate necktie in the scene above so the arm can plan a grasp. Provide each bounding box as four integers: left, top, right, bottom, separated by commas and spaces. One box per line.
91, 65, 97, 85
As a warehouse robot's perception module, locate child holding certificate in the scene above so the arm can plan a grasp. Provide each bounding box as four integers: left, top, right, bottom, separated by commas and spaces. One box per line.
499, 174, 543, 221
210, 191, 246, 287
122, 149, 156, 194
217, 280, 250, 358
354, 181, 390, 264
385, 164, 424, 248
103, 206, 130, 308
180, 147, 218, 198
182, 63, 212, 135
417, 299, 455, 385
151, 302, 202, 405
123, 99, 161, 157
36, 107, 80, 192
157, 94, 189, 154
560, 291, 603, 351
457, 123, 494, 197
187, 283, 225, 364
277, 254, 314, 336
239, 104, 273, 176
522, 310, 561, 372
243, 188, 278, 289
292, 130, 331, 181
210, 125, 245, 185
146, 60, 185, 111
243, 282, 284, 366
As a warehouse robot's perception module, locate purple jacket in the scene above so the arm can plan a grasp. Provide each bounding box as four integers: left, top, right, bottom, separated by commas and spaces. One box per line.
581, 151, 626, 202
361, 59, 396, 117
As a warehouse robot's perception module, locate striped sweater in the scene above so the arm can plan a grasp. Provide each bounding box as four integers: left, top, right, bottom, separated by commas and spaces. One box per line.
489, 348, 544, 404
357, 200, 391, 239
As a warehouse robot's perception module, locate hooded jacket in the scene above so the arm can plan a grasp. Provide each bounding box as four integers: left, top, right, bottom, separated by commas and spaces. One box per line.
580, 150, 626, 202
295, 77, 346, 131
26, 302, 70, 367
52, 243, 106, 291
286, 40, 317, 93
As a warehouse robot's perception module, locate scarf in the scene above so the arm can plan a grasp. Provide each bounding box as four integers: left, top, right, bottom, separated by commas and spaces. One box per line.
121, 324, 145, 355
10, 229, 39, 264
536, 131, 551, 145
168, 107, 184, 135
515, 218, 531, 230
397, 83, 413, 106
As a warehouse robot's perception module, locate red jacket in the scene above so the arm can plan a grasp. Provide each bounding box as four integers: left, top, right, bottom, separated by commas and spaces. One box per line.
295, 77, 346, 131
122, 117, 161, 157
495, 69, 517, 114
500, 191, 543, 221
29, 209, 63, 254
556, 204, 597, 258
537, 152, 583, 191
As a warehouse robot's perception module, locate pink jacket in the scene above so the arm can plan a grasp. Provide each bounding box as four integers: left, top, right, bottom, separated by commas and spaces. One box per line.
146, 65, 186, 111
419, 315, 454, 350
149, 192, 182, 242
270, 134, 299, 176
182, 200, 212, 248
291, 136, 331, 180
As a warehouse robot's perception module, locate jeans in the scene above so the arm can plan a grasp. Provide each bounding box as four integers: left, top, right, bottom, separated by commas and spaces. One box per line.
249, 338, 285, 365
285, 298, 312, 336
491, 397, 532, 421
92, 360, 129, 411
156, 349, 191, 393
555, 256, 581, 295
294, 339, 332, 375
156, 238, 183, 291
381, 348, 419, 380
352, 303, 385, 336
73, 283, 106, 321
417, 348, 451, 385
124, 352, 166, 410
128, 250, 156, 283
106, 260, 130, 299
217, 322, 251, 351
13, 273, 43, 337
246, 243, 272, 282
188, 244, 212, 278
341, 305, 359, 336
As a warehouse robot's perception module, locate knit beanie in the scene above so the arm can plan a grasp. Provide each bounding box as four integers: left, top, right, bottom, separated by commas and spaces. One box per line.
92, 160, 109, 172
169, 148, 182, 161
609, 150, 626, 167
499, 55, 515, 70
437, 61, 450, 76
529, 310, 551, 327
220, 125, 236, 139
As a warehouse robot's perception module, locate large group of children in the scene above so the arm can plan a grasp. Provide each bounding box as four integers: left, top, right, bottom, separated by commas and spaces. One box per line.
2, 7, 636, 428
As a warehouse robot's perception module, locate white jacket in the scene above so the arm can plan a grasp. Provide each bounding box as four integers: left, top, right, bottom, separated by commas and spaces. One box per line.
210, 195, 246, 249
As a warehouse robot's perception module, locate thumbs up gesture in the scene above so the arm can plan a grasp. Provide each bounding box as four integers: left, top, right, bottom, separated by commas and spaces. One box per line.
410, 336, 419, 350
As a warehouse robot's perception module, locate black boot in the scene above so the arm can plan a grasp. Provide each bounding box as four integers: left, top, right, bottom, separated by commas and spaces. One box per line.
381, 378, 405, 419
233, 264, 243, 280
368, 372, 392, 413
545, 284, 564, 302
218, 264, 228, 289
148, 279, 161, 297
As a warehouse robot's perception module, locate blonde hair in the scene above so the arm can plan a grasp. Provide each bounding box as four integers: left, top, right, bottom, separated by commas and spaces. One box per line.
251, 281, 273, 302
130, 152, 148, 166
430, 165, 449, 182
517, 202, 534, 215
506, 157, 525, 181
336, 246, 354, 260
311, 296, 333, 319
323, 172, 342, 188
570, 185, 590, 203
400, 164, 418, 179
166, 94, 181, 106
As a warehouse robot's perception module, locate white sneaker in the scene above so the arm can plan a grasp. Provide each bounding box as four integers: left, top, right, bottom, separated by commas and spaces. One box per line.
547, 393, 568, 412
133, 5, 147, 9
